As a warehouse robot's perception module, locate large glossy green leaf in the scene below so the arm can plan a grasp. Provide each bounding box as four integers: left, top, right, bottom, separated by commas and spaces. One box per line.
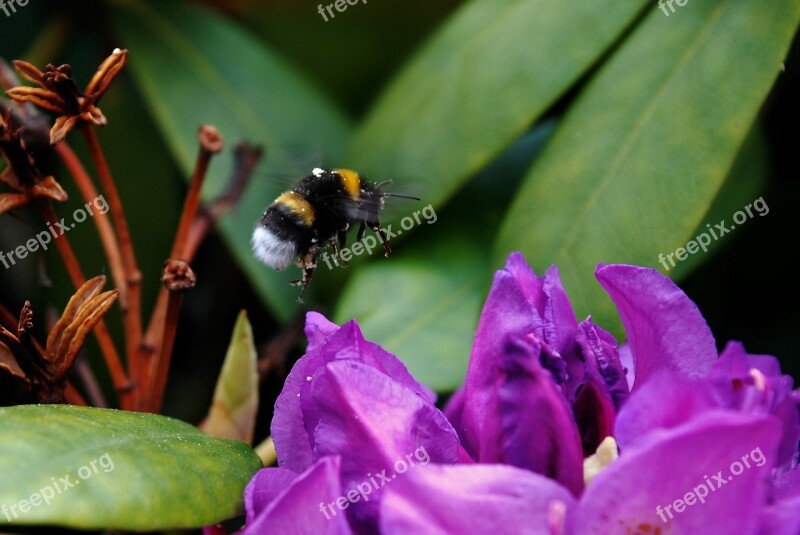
348, 0, 648, 211
106, 0, 352, 320
495, 0, 800, 333
0, 404, 261, 529
670, 126, 769, 280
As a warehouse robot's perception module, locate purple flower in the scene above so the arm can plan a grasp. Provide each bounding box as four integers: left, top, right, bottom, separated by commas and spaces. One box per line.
455, 253, 629, 493
245, 313, 461, 534
240, 254, 799, 534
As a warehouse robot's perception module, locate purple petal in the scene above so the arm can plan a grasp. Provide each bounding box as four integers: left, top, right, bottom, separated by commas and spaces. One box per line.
380, 463, 576, 535
243, 467, 300, 524
712, 341, 800, 468
305, 311, 340, 351
575, 318, 629, 410
759, 495, 800, 535
443, 386, 472, 458
576, 411, 782, 535
459, 255, 584, 444
497, 335, 584, 496
240, 456, 353, 535
618, 343, 635, 390
573, 379, 616, 457
595, 264, 717, 389
542, 265, 579, 356
462, 253, 548, 459
772, 468, 800, 502
272, 317, 435, 473
614, 372, 717, 451
312, 360, 460, 532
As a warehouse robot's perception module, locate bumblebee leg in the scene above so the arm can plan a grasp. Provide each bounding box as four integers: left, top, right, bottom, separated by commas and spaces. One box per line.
291, 249, 320, 303
356, 222, 366, 243
372, 223, 391, 257
296, 262, 316, 303
337, 229, 349, 266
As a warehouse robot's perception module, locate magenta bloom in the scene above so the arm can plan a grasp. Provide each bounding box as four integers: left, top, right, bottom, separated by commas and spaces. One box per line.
239, 254, 799, 534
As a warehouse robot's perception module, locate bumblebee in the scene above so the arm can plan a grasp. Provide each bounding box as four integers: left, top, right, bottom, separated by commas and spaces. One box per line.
251, 168, 417, 300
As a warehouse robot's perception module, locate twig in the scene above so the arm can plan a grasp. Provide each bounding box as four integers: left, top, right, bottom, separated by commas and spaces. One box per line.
38, 203, 131, 408
146, 260, 196, 413
81, 126, 142, 375
63, 381, 88, 406
136, 127, 223, 410
53, 142, 126, 307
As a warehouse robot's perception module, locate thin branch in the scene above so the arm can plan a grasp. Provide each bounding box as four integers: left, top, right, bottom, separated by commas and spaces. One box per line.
38, 203, 131, 408
136, 127, 224, 410
146, 260, 196, 413
81, 126, 142, 375
170, 125, 223, 260
63, 381, 88, 406
53, 142, 126, 307
74, 356, 108, 408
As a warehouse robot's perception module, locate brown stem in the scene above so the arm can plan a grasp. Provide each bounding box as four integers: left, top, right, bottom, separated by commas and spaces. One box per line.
143, 139, 255, 354
40, 204, 85, 287
53, 142, 127, 307
137, 127, 223, 410
81, 126, 142, 380
170, 125, 223, 260
63, 381, 88, 406
39, 203, 131, 408
146, 260, 196, 413
74, 357, 108, 408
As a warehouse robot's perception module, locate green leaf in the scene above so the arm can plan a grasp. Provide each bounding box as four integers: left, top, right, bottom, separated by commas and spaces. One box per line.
348, 0, 649, 211
106, 0, 352, 320
0, 405, 261, 529
495, 0, 800, 333
200, 310, 259, 445
670, 126, 769, 280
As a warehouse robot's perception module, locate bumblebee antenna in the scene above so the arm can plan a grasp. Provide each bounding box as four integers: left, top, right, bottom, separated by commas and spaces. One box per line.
374, 178, 420, 201
382, 192, 421, 201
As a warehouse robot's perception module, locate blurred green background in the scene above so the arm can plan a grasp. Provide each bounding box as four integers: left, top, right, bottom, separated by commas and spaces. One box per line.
0, 0, 798, 436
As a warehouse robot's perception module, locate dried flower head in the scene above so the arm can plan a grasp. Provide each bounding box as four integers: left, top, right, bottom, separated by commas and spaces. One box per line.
0, 109, 67, 214
0, 276, 118, 402
6, 48, 127, 144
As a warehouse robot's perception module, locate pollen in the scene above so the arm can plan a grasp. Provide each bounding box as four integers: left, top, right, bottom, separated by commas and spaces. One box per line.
275, 191, 315, 226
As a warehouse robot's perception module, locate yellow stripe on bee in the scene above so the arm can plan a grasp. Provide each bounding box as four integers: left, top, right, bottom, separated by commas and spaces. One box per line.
274, 191, 315, 226
334, 168, 362, 200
